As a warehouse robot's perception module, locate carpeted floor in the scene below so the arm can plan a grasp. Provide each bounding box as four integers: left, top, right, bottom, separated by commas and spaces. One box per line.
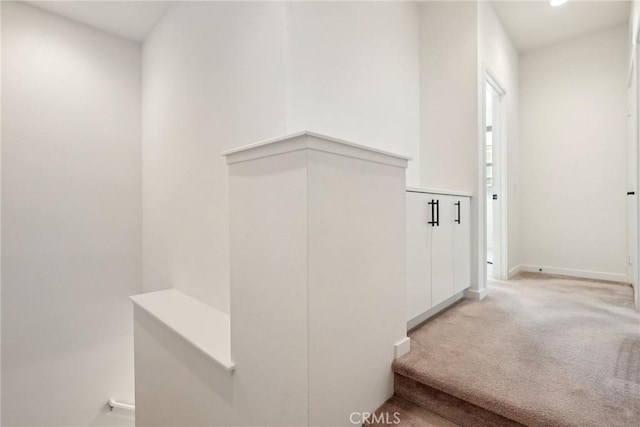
395, 273, 640, 427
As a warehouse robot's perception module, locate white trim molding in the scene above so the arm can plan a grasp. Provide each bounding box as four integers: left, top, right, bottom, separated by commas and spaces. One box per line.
407, 292, 465, 330
508, 264, 522, 279
463, 288, 487, 301
406, 186, 472, 198
394, 337, 411, 359
222, 131, 410, 168
518, 265, 629, 284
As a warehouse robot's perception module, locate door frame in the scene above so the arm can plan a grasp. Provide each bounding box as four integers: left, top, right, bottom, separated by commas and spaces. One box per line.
628, 29, 640, 310
637, 39, 640, 310
481, 65, 509, 281
632, 34, 640, 310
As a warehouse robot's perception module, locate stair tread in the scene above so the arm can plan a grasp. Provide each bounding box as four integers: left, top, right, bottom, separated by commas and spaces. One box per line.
393, 373, 523, 427
392, 342, 539, 426
365, 396, 460, 427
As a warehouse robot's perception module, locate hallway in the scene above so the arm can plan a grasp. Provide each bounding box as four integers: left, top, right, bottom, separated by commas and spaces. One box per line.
378, 274, 640, 426
2, 1, 639, 424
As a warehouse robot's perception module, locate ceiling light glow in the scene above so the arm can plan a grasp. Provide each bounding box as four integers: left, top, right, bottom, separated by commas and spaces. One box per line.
550, 0, 568, 6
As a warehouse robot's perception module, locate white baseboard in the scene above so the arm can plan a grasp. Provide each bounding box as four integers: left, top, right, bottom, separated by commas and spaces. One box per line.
508, 265, 522, 279
407, 291, 464, 330
394, 337, 411, 359
518, 265, 629, 283
463, 288, 487, 301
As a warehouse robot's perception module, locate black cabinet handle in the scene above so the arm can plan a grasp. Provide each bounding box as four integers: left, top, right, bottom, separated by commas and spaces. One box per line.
435, 200, 440, 226
455, 201, 461, 224
428, 200, 436, 226
628, 191, 636, 195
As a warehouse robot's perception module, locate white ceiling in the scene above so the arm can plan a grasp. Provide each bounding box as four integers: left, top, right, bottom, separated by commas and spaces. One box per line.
24, 1, 631, 50
26, 0, 171, 42
491, 0, 631, 52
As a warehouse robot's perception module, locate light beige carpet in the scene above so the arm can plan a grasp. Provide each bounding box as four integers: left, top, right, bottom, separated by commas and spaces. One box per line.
394, 273, 640, 427
365, 396, 459, 427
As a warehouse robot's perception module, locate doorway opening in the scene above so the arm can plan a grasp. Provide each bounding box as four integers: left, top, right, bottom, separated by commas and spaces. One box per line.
485, 71, 507, 280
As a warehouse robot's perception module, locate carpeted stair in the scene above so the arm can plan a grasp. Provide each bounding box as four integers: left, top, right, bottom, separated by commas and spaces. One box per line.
388, 350, 525, 427
367, 348, 525, 427
364, 395, 458, 427
368, 274, 640, 427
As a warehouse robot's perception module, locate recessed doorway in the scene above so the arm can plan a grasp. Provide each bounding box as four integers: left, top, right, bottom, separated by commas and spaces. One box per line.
485, 71, 507, 280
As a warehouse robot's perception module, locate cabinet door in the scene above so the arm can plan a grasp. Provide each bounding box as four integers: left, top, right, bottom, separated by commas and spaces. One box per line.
453, 197, 471, 293
430, 195, 454, 307
406, 192, 432, 321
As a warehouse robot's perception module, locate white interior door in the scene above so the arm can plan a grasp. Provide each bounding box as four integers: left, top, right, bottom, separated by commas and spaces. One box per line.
431, 196, 454, 306
629, 46, 640, 309
453, 197, 471, 293
406, 192, 431, 320
628, 60, 638, 289
637, 43, 640, 310
485, 87, 495, 276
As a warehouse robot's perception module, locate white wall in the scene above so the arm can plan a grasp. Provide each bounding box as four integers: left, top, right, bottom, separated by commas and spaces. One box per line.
419, 1, 483, 296
143, 1, 422, 311
286, 1, 420, 185
136, 134, 408, 426
139, 1, 421, 422
479, 2, 520, 275
0, 1, 3, 421
142, 1, 288, 312
1, 2, 140, 426
631, 0, 639, 55
519, 25, 628, 281
419, 1, 478, 192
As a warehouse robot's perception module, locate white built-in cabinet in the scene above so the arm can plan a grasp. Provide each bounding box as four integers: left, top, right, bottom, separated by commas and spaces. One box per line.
406, 188, 471, 329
